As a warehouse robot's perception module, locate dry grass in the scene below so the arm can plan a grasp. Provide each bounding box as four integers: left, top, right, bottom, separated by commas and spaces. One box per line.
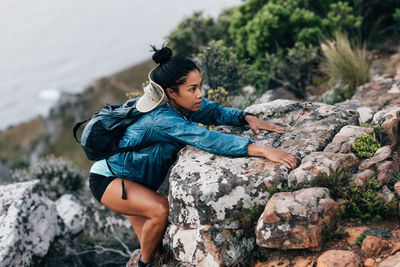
320, 32, 370, 92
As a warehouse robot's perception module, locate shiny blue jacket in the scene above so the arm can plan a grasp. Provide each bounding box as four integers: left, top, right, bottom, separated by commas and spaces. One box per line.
106, 98, 252, 191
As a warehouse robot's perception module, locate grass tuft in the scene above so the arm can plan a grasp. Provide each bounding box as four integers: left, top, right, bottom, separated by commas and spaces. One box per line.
320, 31, 370, 99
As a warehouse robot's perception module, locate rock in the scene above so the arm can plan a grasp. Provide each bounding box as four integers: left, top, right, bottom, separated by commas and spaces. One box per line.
164, 224, 242, 267
126, 249, 141, 267
380, 185, 396, 204
316, 250, 361, 267
390, 242, 400, 255
256, 187, 340, 251
288, 152, 359, 189
378, 251, 400, 267
394, 181, 400, 197
362, 236, 387, 257
364, 258, 376, 267
377, 161, 398, 184
166, 100, 358, 265
357, 106, 375, 123
359, 146, 392, 171
55, 194, 86, 235
344, 226, 368, 246
350, 169, 376, 186
254, 256, 314, 267
0, 180, 59, 266
373, 106, 400, 148
255, 87, 300, 104
336, 78, 400, 122
324, 125, 374, 153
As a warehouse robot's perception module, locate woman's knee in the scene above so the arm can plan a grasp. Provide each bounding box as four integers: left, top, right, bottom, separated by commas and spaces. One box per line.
153, 197, 169, 220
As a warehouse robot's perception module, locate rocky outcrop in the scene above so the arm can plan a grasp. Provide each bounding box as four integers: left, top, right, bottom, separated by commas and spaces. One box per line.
336, 76, 400, 124
0, 180, 59, 267
255, 187, 340, 251
165, 100, 358, 265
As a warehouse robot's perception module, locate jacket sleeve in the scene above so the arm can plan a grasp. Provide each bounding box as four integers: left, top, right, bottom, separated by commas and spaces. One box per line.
187, 97, 244, 126
155, 115, 252, 157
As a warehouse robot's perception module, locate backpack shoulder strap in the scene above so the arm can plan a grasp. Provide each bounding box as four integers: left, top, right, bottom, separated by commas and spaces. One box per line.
73, 119, 89, 143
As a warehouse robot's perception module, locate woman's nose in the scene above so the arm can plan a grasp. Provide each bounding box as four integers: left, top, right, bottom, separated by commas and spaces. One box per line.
197, 88, 203, 98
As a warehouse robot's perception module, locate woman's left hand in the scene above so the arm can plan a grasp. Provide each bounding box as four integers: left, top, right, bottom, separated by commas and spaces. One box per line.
245, 115, 285, 134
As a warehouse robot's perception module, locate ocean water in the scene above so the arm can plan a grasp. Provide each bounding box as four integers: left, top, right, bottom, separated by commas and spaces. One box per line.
0, 0, 241, 130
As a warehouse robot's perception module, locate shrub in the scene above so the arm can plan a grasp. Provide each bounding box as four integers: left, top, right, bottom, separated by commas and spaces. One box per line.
196, 40, 251, 93
320, 32, 370, 99
167, 10, 233, 57
342, 178, 397, 223
351, 134, 380, 159
207, 87, 230, 106
312, 170, 398, 224
12, 155, 84, 200
263, 42, 319, 98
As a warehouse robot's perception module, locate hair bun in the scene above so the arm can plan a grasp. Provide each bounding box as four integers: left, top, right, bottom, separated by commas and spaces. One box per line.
151, 45, 172, 64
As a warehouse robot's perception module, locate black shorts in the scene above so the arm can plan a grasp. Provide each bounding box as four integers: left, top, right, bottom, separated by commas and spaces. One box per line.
89, 173, 117, 203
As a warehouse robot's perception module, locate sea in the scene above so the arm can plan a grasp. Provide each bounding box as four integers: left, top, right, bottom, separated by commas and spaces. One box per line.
0, 0, 241, 130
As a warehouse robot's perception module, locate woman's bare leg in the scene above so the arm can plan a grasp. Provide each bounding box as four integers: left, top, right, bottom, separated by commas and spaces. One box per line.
100, 178, 169, 262
127, 215, 146, 244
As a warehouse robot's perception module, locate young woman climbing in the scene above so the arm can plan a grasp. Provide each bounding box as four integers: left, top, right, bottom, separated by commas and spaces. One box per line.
88, 45, 297, 266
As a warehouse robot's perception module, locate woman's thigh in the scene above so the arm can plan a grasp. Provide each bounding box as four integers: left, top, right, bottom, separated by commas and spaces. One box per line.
100, 178, 168, 218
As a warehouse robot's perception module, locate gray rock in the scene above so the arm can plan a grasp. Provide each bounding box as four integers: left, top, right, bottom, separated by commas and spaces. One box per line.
324, 125, 374, 153
55, 194, 86, 235
288, 152, 359, 189
0, 180, 59, 266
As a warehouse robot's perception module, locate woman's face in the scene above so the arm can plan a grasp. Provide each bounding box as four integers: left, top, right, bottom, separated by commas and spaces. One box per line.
168, 69, 203, 113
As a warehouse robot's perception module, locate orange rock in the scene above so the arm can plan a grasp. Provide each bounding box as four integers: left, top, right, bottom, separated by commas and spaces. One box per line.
344, 226, 368, 246
364, 258, 376, 267
317, 250, 361, 267
362, 236, 386, 257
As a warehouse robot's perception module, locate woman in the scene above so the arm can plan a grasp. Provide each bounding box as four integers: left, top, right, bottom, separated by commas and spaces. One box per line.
89, 45, 297, 266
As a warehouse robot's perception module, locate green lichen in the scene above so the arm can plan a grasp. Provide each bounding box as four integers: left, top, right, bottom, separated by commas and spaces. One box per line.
351, 134, 380, 158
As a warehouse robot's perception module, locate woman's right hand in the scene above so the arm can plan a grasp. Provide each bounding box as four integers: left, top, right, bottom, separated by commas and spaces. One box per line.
262, 146, 297, 170
247, 144, 297, 170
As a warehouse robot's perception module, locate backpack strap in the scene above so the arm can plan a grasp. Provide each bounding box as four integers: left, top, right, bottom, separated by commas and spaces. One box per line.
73, 119, 89, 143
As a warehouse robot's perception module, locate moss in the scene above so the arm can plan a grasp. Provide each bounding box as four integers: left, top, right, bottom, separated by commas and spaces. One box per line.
351, 134, 380, 158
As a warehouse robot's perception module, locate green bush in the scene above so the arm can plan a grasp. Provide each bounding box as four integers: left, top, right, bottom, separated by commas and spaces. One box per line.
320, 32, 370, 99
196, 40, 251, 93
312, 170, 398, 224
167, 10, 234, 57
342, 179, 397, 223
263, 42, 319, 97
12, 155, 84, 200
351, 134, 380, 158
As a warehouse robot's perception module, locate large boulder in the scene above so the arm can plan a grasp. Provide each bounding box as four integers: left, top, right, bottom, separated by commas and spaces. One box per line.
0, 180, 59, 266
166, 100, 357, 265
255, 187, 340, 251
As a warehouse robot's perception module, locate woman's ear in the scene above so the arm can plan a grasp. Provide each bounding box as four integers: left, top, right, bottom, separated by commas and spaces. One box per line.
166, 88, 177, 99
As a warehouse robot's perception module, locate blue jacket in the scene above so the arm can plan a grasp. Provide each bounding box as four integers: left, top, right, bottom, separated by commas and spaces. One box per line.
106, 98, 253, 191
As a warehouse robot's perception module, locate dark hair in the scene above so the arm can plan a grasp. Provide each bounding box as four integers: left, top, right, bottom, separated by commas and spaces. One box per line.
150, 44, 199, 93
